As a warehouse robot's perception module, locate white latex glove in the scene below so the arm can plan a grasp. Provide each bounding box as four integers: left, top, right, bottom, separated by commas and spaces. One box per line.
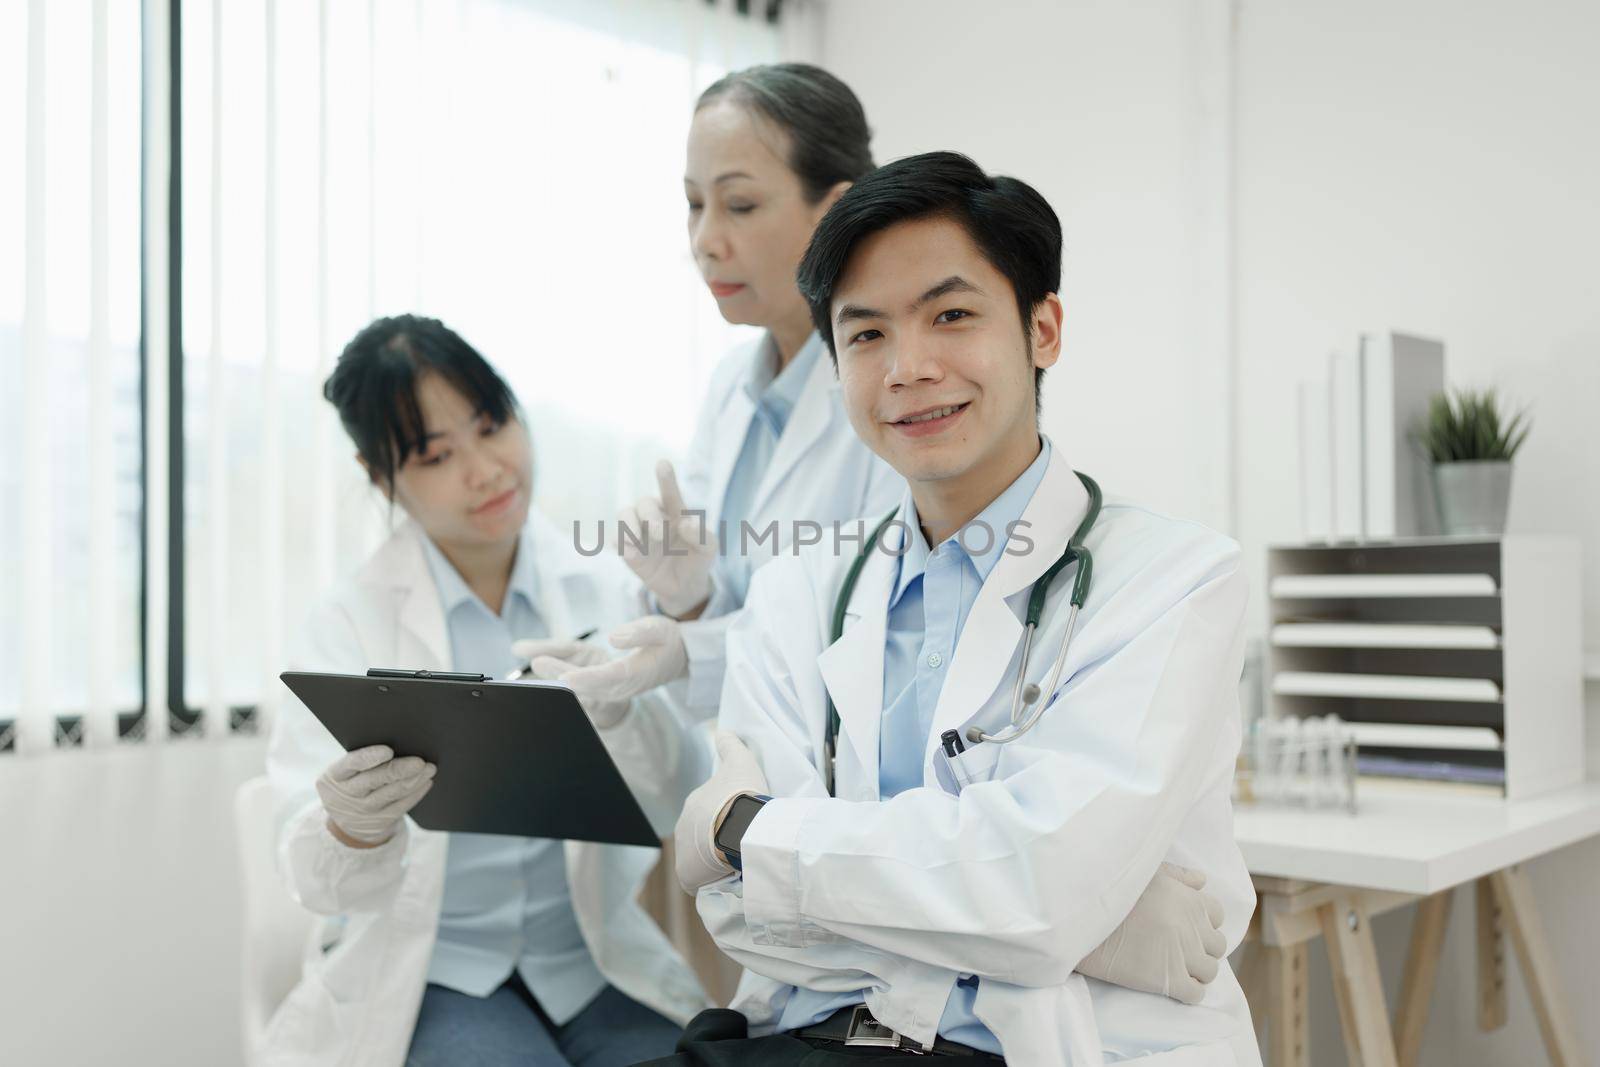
620, 460, 718, 618
513, 637, 630, 728
674, 731, 768, 893
514, 617, 688, 725
315, 744, 437, 847
1077, 862, 1227, 1004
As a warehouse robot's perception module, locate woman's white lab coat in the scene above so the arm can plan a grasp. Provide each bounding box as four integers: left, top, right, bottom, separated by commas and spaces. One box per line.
261, 515, 710, 1067
699, 447, 1263, 1066
676, 333, 900, 710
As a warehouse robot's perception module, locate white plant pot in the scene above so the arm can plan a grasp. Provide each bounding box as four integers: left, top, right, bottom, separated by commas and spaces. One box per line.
1432, 460, 1512, 536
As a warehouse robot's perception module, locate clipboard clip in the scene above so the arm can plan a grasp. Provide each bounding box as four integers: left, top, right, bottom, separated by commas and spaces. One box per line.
366, 668, 492, 682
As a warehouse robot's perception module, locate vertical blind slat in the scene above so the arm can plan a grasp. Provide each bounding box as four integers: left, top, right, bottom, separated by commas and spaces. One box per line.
413, 0, 425, 307
141, 0, 171, 743
312, 0, 335, 595
88, 0, 118, 747
366, 0, 377, 320
259, 0, 284, 731
20, 0, 53, 754
204, 0, 228, 734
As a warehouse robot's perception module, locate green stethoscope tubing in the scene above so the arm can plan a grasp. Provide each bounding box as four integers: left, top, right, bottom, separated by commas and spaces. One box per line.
823, 470, 1102, 796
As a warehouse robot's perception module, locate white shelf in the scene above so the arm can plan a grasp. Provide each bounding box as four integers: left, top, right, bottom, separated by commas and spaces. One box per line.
1273, 671, 1502, 703
1346, 722, 1503, 751
1270, 573, 1498, 599
1267, 538, 1584, 800
1272, 622, 1501, 650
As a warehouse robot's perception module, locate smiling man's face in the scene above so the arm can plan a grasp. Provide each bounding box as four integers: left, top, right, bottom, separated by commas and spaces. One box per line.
830, 214, 1061, 493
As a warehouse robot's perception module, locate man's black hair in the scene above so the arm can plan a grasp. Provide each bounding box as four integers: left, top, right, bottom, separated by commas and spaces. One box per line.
696, 63, 875, 203
322, 314, 517, 489
796, 151, 1062, 403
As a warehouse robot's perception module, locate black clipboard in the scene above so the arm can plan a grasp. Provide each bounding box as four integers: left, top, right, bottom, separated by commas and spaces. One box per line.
280, 669, 660, 848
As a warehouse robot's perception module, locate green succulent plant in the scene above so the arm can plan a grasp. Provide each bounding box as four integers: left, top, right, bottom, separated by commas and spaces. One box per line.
1414, 389, 1530, 463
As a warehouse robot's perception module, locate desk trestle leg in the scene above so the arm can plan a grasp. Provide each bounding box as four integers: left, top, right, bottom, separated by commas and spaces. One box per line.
1394, 890, 1452, 1067
1264, 941, 1310, 1067
1319, 896, 1400, 1067
1490, 866, 1585, 1067
1477, 876, 1508, 1032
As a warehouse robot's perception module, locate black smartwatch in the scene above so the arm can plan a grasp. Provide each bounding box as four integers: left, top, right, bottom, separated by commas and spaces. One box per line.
713, 793, 770, 871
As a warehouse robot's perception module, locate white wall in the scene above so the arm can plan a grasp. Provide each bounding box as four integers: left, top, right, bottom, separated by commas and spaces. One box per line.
818, 0, 1236, 531
1233, 0, 1600, 662
0, 739, 265, 1066
1232, 0, 1600, 1062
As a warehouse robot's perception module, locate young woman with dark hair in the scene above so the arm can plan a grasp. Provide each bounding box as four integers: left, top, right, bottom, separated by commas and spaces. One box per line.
263, 315, 708, 1067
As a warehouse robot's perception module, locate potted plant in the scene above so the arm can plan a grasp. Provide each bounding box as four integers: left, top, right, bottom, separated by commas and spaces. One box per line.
1414, 389, 1530, 536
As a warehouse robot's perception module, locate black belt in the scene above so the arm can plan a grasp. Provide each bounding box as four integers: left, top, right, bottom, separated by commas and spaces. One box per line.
794, 1005, 1003, 1059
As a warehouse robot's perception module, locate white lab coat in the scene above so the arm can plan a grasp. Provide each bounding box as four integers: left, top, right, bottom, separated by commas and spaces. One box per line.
676, 334, 900, 710
699, 447, 1263, 1066
261, 514, 710, 1067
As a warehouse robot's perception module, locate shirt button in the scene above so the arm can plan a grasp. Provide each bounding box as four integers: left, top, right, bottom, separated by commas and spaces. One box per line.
927, 652, 943, 669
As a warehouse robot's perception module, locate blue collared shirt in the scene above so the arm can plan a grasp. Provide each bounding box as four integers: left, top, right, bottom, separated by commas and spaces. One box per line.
776, 440, 1053, 1054
418, 533, 606, 1022
714, 332, 821, 607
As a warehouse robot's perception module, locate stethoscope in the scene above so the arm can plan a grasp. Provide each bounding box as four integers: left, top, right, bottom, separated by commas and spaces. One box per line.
823, 470, 1102, 796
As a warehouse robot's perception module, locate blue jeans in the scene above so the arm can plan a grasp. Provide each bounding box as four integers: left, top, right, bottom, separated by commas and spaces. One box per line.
406, 976, 682, 1066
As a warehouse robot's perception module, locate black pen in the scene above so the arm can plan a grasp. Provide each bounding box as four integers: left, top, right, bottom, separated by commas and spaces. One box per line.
505, 628, 599, 681
941, 728, 977, 794
941, 729, 966, 758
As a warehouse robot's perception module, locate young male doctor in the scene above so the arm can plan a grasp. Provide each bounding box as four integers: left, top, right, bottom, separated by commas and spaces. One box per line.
658, 153, 1260, 1066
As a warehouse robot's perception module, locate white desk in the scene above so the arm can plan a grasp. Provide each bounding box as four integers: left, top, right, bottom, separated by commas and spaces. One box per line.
1233, 781, 1600, 1067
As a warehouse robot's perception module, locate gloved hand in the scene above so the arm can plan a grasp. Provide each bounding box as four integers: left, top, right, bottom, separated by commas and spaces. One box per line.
1077, 862, 1227, 1004
675, 731, 768, 893
514, 636, 630, 728
316, 744, 436, 847
513, 616, 688, 726
620, 460, 717, 618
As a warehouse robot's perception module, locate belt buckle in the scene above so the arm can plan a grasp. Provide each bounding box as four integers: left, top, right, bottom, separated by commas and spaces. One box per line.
844, 1005, 928, 1054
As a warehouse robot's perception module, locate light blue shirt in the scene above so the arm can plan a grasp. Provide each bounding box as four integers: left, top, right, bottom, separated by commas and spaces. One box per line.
714, 333, 821, 607
419, 534, 606, 1023
777, 439, 1053, 1054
